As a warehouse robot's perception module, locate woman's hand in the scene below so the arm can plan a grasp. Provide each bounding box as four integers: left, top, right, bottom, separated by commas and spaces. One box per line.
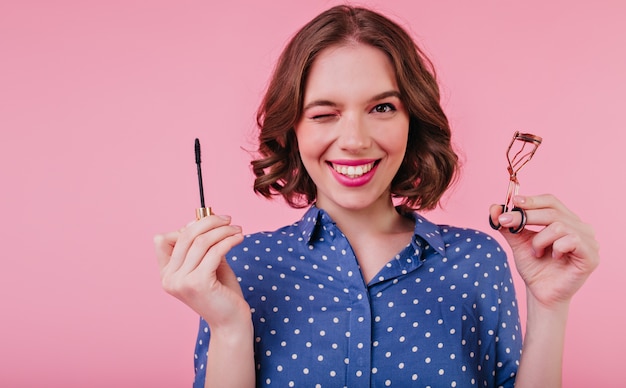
489, 194, 600, 309
154, 215, 250, 329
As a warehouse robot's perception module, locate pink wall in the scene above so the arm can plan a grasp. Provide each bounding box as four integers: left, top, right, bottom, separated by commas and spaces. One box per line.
1, 1, 623, 386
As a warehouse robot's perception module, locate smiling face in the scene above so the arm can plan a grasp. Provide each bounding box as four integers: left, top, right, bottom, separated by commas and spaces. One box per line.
295, 43, 410, 214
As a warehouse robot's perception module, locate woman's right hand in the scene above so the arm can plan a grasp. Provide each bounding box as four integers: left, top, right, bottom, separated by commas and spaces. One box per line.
154, 214, 250, 329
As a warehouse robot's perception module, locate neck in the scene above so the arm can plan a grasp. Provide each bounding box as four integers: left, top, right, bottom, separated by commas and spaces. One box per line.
318, 197, 413, 238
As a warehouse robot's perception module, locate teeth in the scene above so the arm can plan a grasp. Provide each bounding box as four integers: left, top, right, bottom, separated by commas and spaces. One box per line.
332, 162, 375, 178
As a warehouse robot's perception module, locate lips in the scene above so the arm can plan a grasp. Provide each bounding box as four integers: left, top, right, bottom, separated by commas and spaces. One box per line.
327, 159, 379, 187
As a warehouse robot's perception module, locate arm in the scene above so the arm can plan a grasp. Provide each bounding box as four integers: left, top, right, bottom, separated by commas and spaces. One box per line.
154, 215, 255, 388
516, 294, 569, 387
205, 318, 255, 387
490, 194, 599, 387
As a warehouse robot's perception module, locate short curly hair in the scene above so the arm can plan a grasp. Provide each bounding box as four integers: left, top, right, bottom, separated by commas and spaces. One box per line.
251, 5, 459, 211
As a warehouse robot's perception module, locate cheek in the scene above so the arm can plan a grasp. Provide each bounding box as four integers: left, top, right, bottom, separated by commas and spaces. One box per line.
296, 144, 324, 184
294, 136, 319, 177
295, 125, 327, 158
381, 131, 409, 157
295, 133, 315, 160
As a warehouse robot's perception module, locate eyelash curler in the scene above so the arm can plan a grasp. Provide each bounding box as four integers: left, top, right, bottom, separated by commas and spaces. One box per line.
489, 131, 542, 233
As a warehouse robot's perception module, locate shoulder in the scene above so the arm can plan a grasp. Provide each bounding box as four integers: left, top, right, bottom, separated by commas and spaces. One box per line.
227, 206, 323, 260
228, 227, 295, 254
411, 211, 507, 264
411, 211, 510, 275
433, 224, 512, 281
439, 225, 505, 256
226, 215, 311, 263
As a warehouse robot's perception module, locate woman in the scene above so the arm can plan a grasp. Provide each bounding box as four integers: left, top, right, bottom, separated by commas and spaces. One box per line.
154, 5, 599, 387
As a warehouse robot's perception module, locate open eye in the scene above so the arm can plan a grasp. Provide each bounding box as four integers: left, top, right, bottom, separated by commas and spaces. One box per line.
371, 103, 396, 114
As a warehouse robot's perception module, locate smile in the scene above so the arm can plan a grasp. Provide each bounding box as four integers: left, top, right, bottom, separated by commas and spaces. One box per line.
330, 161, 377, 178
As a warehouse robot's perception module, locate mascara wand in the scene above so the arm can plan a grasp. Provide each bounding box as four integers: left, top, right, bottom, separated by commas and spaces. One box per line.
195, 138, 211, 219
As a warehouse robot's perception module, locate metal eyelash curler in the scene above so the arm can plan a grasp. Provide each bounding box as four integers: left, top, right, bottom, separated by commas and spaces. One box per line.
489, 131, 542, 233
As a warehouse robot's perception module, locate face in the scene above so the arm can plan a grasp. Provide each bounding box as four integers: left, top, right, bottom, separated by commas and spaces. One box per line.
295, 43, 410, 214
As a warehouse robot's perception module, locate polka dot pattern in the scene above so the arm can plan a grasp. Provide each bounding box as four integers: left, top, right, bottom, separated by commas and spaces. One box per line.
193, 206, 521, 387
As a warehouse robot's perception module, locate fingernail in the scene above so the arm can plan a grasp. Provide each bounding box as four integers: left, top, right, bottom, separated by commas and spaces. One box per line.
499, 214, 513, 224
514, 195, 526, 204
217, 215, 231, 221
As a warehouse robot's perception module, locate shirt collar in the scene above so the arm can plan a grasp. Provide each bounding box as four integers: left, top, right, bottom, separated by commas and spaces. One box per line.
297, 205, 446, 257
297, 206, 330, 243
410, 212, 446, 256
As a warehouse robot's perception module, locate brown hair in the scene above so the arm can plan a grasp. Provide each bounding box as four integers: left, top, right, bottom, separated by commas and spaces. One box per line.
251, 5, 459, 211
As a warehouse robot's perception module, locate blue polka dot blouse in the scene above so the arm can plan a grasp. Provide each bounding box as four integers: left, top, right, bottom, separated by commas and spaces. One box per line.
193, 206, 522, 387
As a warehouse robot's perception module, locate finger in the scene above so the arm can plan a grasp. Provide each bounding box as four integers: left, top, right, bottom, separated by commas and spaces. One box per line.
557, 234, 601, 271
536, 222, 600, 263
154, 231, 180, 270
196, 232, 245, 275
512, 194, 576, 218
497, 209, 526, 231
179, 224, 243, 274
169, 215, 233, 271
530, 220, 569, 257
489, 204, 505, 229
178, 220, 196, 233
501, 203, 574, 231
551, 232, 584, 260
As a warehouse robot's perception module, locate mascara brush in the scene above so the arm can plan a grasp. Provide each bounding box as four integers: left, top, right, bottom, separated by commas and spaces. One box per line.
195, 138, 212, 219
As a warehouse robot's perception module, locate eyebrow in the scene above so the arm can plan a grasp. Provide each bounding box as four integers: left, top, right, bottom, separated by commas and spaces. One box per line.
302, 90, 402, 111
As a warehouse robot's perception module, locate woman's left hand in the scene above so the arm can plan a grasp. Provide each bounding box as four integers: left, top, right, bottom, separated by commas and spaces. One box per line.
489, 194, 600, 309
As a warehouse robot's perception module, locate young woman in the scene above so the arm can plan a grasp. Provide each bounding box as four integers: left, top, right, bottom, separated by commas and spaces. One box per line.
154, 5, 599, 387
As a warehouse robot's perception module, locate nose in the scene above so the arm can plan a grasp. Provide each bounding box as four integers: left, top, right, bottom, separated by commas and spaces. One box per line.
336, 114, 371, 152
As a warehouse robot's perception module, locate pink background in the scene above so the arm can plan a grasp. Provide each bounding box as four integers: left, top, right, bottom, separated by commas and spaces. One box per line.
1, 1, 624, 386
